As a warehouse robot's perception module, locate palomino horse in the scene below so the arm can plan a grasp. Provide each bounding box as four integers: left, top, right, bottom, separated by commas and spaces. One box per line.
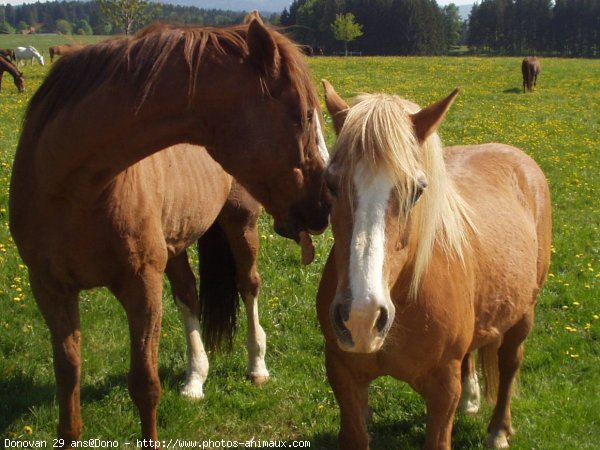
9, 16, 329, 445
15, 45, 44, 65
49, 43, 84, 62
522, 56, 540, 92
317, 80, 551, 450
0, 55, 24, 92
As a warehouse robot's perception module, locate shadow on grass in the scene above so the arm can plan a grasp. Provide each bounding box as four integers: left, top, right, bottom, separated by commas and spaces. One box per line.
503, 87, 522, 94
308, 412, 487, 450
0, 364, 190, 433
0, 373, 55, 433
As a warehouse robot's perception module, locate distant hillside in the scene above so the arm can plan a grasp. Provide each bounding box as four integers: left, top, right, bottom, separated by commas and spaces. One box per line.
159, 0, 293, 14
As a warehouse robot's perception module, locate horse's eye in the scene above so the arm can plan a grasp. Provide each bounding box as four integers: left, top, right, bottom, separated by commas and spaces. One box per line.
307, 108, 314, 123
412, 174, 428, 204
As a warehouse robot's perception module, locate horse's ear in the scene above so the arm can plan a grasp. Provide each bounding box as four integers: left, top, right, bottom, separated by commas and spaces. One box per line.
322, 79, 349, 136
247, 18, 280, 79
410, 88, 460, 144
243, 10, 263, 25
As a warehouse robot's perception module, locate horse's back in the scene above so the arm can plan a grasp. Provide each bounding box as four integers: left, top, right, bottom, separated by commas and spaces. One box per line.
445, 143, 551, 345
446, 143, 551, 273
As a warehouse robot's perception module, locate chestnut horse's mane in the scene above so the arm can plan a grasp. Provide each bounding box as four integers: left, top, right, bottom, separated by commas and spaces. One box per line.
25, 21, 318, 137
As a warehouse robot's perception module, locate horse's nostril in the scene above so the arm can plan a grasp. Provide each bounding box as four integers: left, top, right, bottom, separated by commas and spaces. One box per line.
333, 303, 346, 330
375, 306, 389, 333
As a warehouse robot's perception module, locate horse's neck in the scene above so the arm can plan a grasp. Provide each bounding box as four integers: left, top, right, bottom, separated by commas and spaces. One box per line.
4, 62, 18, 77
29, 60, 235, 197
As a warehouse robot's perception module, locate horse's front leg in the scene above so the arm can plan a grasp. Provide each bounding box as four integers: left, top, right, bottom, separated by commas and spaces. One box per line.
416, 359, 462, 450
30, 274, 82, 447
326, 350, 371, 450
114, 265, 165, 442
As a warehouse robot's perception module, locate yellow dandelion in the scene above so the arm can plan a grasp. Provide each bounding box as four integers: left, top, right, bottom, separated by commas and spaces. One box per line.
23, 425, 33, 435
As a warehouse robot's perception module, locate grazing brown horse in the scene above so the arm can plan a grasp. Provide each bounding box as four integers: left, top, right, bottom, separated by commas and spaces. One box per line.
0, 48, 16, 61
9, 16, 329, 445
0, 55, 24, 92
317, 80, 551, 450
522, 56, 540, 92
49, 43, 84, 62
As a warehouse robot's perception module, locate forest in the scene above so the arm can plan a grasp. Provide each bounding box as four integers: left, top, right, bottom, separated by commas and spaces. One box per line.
0, 0, 599, 56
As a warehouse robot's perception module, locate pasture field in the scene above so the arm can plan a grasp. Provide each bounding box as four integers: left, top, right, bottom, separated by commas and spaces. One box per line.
1, 34, 599, 449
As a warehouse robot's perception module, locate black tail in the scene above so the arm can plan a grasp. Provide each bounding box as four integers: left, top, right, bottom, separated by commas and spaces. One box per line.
198, 221, 239, 351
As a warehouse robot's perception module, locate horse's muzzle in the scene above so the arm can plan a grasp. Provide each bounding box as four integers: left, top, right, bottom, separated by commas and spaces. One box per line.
330, 295, 394, 354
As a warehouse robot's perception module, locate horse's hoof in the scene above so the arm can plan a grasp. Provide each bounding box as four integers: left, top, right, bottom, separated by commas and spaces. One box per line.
247, 371, 270, 385
180, 381, 205, 400
486, 432, 510, 449
459, 400, 480, 415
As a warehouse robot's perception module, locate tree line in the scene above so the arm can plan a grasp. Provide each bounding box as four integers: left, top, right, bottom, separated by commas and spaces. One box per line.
468, 0, 600, 57
0, 0, 598, 57
0, 1, 249, 35
280, 0, 460, 55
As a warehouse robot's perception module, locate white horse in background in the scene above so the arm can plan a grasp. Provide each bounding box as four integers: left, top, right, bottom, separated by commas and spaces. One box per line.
15, 46, 44, 66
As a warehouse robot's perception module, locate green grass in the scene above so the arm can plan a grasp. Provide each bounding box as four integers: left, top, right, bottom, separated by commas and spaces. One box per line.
1, 34, 599, 449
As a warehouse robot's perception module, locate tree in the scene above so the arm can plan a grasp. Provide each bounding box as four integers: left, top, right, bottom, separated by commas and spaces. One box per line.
442, 4, 463, 50
97, 0, 160, 35
75, 19, 93, 35
55, 18, 72, 35
331, 12, 363, 56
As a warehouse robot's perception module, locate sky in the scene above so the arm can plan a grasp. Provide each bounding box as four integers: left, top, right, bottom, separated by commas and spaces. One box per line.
0, 0, 473, 7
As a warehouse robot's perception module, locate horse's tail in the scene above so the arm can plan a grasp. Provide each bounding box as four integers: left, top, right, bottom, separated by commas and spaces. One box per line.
198, 221, 239, 352
478, 343, 499, 403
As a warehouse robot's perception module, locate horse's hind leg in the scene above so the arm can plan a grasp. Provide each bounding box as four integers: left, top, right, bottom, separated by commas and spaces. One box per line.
165, 252, 209, 400
459, 352, 481, 414
218, 189, 269, 384
30, 274, 82, 445
486, 308, 534, 449
113, 266, 165, 441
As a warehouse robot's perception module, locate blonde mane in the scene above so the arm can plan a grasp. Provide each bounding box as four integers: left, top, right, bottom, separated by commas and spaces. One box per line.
336, 93, 475, 296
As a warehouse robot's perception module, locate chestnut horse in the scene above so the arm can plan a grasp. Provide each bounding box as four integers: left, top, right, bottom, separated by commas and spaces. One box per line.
317, 81, 551, 450
522, 56, 540, 92
0, 55, 24, 92
0, 48, 16, 61
49, 44, 85, 62
9, 16, 329, 445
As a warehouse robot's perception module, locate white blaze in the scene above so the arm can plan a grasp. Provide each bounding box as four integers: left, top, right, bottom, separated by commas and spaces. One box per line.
316, 118, 329, 164
349, 161, 394, 306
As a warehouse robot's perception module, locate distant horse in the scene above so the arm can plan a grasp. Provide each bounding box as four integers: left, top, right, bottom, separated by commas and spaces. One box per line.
0, 48, 16, 61
317, 80, 551, 450
49, 43, 84, 62
0, 55, 24, 92
9, 14, 329, 445
15, 45, 44, 66
522, 56, 540, 92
